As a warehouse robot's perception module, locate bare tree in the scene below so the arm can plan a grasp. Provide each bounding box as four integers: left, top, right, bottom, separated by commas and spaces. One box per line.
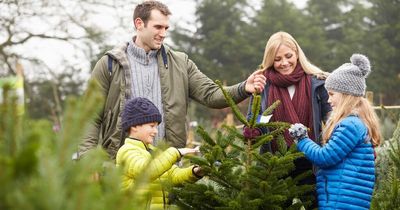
0, 0, 137, 77
0, 0, 137, 121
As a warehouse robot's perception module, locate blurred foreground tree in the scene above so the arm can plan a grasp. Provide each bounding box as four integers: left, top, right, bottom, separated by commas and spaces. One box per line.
0, 80, 152, 210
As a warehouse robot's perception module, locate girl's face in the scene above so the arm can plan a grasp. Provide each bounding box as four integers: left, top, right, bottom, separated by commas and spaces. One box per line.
130, 122, 158, 145
328, 90, 342, 110
273, 44, 298, 75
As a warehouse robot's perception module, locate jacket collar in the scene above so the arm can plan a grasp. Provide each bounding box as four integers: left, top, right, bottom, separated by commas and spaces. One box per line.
106, 36, 169, 69
126, 137, 154, 153
127, 40, 158, 65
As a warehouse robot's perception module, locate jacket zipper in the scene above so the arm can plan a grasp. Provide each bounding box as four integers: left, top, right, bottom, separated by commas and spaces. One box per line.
325, 175, 329, 203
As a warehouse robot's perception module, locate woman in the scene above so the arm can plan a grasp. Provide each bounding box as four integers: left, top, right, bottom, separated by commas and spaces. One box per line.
247, 31, 331, 207
289, 54, 381, 209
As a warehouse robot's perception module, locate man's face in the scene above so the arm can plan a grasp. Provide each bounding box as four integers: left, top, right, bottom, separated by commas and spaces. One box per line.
135, 9, 169, 52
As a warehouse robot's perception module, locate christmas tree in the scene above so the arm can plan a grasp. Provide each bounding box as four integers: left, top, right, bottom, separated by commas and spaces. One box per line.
371, 115, 400, 210
0, 81, 150, 210
172, 80, 314, 210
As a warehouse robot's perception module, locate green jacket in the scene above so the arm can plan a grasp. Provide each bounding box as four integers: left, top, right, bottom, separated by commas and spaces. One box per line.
116, 139, 198, 209
79, 42, 249, 159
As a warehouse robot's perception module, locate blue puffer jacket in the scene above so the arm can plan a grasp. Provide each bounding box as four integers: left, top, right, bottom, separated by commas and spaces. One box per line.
297, 115, 375, 210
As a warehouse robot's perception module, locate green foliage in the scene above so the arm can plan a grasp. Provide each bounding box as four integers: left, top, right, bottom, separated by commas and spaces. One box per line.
173, 0, 399, 125
172, 86, 311, 209
215, 80, 249, 127
0, 81, 146, 210
364, 0, 400, 105
371, 116, 400, 209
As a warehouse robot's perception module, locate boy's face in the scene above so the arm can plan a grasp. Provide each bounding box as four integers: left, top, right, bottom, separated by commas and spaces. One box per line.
130, 122, 158, 145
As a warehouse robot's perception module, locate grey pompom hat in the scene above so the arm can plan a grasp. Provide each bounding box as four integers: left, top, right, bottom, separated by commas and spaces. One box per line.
325, 54, 371, 96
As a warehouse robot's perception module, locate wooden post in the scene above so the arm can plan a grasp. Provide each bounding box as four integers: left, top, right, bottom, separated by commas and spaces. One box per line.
226, 113, 234, 126
186, 129, 195, 147
366, 91, 373, 105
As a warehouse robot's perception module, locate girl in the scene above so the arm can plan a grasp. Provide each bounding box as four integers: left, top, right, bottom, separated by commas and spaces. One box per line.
289, 54, 381, 210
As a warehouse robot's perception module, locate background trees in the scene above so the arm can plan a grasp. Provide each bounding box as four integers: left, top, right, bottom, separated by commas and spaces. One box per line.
171, 0, 399, 124
0, 0, 137, 123
1, 0, 399, 123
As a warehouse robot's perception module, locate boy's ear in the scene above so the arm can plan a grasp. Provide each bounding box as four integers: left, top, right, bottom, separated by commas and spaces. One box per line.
130, 126, 138, 133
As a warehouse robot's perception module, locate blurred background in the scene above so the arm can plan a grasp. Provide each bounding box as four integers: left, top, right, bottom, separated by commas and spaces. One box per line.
1, 0, 399, 139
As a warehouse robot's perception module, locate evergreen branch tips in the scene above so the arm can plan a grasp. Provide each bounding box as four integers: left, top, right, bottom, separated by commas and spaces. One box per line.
215, 80, 249, 127
262, 100, 281, 116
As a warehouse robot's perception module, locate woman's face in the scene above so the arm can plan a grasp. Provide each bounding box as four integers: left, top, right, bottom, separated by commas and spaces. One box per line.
273, 44, 298, 75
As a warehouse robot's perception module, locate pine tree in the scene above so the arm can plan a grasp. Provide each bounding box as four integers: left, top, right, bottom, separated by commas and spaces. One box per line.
172, 80, 313, 210
0, 81, 150, 210
371, 115, 400, 210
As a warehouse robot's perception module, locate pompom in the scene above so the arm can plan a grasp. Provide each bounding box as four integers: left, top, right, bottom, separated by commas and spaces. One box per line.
350, 54, 371, 77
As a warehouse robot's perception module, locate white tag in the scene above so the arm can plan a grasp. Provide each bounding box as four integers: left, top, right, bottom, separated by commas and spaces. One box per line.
258, 115, 272, 123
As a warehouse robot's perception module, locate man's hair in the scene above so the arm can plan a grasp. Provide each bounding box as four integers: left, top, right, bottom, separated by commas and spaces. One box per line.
133, 1, 171, 26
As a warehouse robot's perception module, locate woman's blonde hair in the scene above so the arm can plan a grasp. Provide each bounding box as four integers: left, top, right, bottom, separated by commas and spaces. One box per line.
260, 31, 324, 75
322, 93, 381, 147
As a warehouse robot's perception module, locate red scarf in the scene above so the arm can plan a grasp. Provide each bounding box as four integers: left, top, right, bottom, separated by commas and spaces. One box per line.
265, 64, 314, 148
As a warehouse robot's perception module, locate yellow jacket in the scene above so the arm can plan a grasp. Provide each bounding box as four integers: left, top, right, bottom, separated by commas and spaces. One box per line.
116, 138, 199, 209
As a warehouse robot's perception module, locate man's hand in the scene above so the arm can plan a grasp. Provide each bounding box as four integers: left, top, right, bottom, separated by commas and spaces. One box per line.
245, 69, 267, 93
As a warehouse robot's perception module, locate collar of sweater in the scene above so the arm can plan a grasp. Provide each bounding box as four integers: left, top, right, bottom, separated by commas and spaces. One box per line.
127, 40, 158, 65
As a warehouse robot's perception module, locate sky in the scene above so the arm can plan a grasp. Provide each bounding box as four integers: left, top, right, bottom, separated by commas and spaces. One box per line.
17, 0, 307, 79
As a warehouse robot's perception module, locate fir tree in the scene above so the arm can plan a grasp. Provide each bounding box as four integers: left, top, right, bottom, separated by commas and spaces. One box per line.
371, 115, 400, 210
172, 80, 313, 210
0, 81, 150, 210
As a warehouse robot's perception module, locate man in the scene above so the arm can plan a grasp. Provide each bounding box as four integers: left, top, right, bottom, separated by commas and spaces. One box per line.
79, 0, 266, 159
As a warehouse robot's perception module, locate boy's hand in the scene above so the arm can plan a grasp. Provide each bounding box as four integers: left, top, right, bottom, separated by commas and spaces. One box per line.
178, 146, 200, 156
193, 165, 205, 177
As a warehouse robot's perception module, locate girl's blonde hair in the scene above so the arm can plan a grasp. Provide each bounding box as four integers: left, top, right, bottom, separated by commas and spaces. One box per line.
260, 31, 325, 76
322, 93, 381, 147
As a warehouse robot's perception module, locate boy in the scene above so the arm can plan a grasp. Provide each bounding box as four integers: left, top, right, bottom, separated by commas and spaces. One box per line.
116, 97, 203, 209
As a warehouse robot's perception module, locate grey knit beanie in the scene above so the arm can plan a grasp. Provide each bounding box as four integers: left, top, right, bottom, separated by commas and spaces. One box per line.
325, 54, 371, 96
121, 97, 162, 132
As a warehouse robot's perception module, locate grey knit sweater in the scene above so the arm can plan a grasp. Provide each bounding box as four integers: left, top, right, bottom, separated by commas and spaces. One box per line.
127, 41, 165, 144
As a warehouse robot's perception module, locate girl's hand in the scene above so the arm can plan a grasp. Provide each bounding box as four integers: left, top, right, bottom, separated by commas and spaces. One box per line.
289, 123, 309, 143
